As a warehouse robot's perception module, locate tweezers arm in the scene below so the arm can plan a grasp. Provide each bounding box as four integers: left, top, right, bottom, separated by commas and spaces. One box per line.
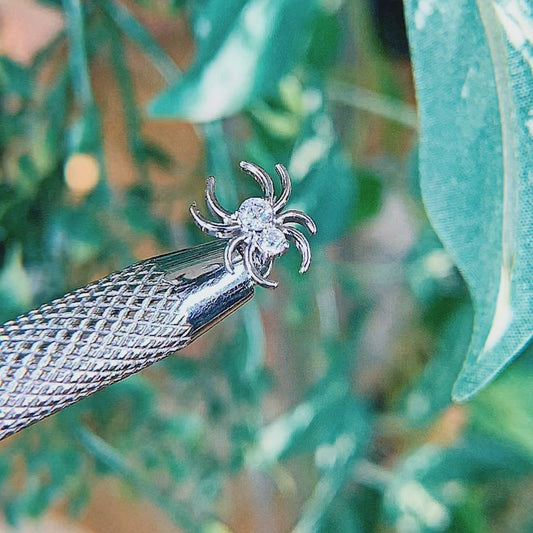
0, 240, 255, 440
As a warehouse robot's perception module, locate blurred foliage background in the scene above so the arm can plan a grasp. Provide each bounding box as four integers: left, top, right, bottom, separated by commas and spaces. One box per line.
2, 0, 533, 532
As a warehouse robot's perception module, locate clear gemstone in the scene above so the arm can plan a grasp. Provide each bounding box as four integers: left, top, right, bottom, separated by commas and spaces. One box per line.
237, 197, 274, 231
257, 227, 288, 256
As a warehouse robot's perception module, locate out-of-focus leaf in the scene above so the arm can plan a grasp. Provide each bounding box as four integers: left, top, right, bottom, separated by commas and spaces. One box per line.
142, 141, 175, 169
0, 246, 33, 322
305, 8, 340, 72
63, 0, 94, 109
2, 442, 83, 522
470, 357, 533, 462
67, 107, 101, 155
0, 58, 31, 98
124, 185, 169, 243
66, 480, 90, 517
404, 0, 533, 399
246, 83, 358, 244
383, 437, 532, 532
148, 0, 318, 122
41, 70, 70, 156
372, 0, 410, 58
319, 498, 365, 533
162, 356, 200, 381
75, 425, 135, 476
248, 76, 306, 149
163, 414, 204, 446
103, 0, 180, 83
219, 305, 266, 402
353, 169, 382, 224
295, 428, 366, 533
406, 229, 465, 316
401, 305, 473, 427
70, 376, 155, 437
37, 0, 62, 6
291, 130, 358, 245
250, 375, 369, 532
287, 376, 370, 533
202, 121, 240, 210
0, 457, 10, 483
167, 0, 187, 13
250, 380, 369, 467
326, 80, 418, 129
48, 207, 104, 264
106, 20, 149, 182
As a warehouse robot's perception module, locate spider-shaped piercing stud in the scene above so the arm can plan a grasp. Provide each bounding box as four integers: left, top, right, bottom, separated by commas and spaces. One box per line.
190, 161, 317, 288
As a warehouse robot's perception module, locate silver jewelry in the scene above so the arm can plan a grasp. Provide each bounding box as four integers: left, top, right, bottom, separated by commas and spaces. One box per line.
190, 161, 316, 288
0, 161, 315, 440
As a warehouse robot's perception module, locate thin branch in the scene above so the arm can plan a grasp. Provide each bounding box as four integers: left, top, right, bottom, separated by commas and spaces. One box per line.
327, 79, 418, 129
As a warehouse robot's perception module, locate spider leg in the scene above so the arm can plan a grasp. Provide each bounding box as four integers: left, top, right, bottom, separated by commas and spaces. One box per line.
273, 164, 292, 213
244, 242, 278, 289
206, 176, 232, 221
224, 234, 248, 274
283, 227, 312, 273
276, 210, 317, 234
189, 204, 239, 238
239, 161, 275, 202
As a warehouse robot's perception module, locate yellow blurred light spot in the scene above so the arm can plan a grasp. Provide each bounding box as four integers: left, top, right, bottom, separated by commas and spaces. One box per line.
202, 521, 234, 533
64, 153, 99, 196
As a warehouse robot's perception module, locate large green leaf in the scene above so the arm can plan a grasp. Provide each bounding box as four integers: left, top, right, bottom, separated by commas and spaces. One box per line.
148, 0, 317, 122
404, 0, 533, 399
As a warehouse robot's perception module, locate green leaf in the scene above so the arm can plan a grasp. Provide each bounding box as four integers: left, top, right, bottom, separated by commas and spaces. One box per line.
106, 18, 149, 183
141, 141, 175, 169
352, 169, 382, 224
102, 0, 180, 83
320, 499, 365, 533
70, 376, 155, 436
291, 125, 358, 245
250, 380, 368, 467
220, 305, 266, 402
470, 354, 533, 461
123, 185, 169, 243
48, 206, 104, 264
305, 8, 340, 73
401, 305, 473, 427
0, 246, 33, 322
148, 0, 318, 122
383, 437, 532, 532
404, 0, 533, 399
0, 58, 31, 98
247, 76, 307, 147
63, 0, 94, 110
66, 480, 90, 517
66, 107, 101, 155
295, 428, 365, 533
406, 228, 467, 327
250, 377, 369, 532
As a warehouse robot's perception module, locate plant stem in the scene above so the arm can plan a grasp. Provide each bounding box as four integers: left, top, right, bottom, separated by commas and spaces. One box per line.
327, 79, 418, 129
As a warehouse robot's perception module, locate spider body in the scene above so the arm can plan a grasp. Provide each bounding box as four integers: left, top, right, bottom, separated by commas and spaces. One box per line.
190, 161, 316, 288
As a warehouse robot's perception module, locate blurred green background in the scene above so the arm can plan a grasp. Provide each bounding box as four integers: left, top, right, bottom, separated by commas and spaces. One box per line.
2, 0, 533, 531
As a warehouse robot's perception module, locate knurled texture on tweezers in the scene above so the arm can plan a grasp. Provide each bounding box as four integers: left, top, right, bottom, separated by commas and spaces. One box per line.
0, 259, 192, 439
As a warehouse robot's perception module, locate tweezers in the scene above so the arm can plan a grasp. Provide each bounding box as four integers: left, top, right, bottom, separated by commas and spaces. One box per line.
0, 161, 316, 440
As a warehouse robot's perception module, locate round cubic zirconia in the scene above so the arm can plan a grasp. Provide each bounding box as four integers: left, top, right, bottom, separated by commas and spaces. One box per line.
257, 227, 288, 256
237, 197, 274, 231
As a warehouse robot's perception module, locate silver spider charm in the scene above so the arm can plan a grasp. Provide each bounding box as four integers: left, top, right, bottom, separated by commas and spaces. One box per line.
190, 161, 317, 288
